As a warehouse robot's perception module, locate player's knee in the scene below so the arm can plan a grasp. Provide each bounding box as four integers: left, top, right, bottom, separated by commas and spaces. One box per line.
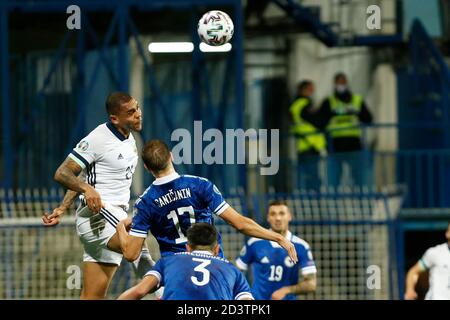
124, 251, 140, 262
80, 294, 106, 300
80, 284, 109, 300
80, 290, 107, 300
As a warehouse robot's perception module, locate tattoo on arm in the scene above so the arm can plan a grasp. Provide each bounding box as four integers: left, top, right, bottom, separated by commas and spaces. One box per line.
54, 158, 88, 193
60, 172, 85, 210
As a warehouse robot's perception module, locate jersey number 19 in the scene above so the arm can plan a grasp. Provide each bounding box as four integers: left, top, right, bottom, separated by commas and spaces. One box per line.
268, 265, 283, 281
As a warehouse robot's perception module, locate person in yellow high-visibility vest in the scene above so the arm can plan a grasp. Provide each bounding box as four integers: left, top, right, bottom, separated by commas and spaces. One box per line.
315, 72, 373, 188
289, 80, 326, 191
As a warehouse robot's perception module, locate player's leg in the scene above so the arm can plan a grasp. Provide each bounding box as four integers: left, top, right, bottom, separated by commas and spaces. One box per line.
107, 232, 155, 278
81, 261, 117, 300
76, 204, 124, 299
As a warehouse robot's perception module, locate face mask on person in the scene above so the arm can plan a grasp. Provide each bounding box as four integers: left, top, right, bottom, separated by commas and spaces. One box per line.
335, 84, 348, 93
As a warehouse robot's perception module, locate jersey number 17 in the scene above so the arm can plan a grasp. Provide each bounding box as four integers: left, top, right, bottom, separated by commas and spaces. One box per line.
167, 206, 196, 244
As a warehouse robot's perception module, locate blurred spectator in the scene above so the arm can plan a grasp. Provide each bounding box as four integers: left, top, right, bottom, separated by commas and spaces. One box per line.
289, 80, 326, 190
315, 72, 373, 189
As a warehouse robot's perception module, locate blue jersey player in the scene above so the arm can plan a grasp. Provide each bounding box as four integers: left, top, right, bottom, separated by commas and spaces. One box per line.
116, 140, 297, 263
118, 223, 254, 300
236, 200, 317, 300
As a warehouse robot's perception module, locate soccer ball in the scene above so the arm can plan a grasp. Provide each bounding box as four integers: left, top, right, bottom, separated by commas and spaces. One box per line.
197, 10, 234, 46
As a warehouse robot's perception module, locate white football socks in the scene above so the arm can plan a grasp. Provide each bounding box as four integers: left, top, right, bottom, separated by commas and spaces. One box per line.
132, 247, 155, 278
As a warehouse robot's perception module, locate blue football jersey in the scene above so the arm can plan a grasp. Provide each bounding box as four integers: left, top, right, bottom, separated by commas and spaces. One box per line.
130, 173, 229, 257
235, 231, 316, 300
146, 251, 253, 300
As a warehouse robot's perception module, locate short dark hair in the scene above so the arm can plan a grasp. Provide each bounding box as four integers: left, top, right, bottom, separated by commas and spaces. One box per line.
334, 72, 347, 82
268, 199, 288, 208
142, 139, 171, 173
105, 92, 133, 116
187, 223, 218, 249
297, 80, 313, 93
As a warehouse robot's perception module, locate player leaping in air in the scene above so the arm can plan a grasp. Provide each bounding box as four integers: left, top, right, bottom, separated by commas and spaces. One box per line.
115, 139, 298, 265
42, 92, 154, 300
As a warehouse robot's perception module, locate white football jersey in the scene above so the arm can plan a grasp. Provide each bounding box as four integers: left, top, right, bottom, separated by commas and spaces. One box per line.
419, 243, 450, 300
69, 122, 138, 209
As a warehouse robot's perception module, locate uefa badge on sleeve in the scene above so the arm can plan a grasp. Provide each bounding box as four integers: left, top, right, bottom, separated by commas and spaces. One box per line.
77, 140, 89, 152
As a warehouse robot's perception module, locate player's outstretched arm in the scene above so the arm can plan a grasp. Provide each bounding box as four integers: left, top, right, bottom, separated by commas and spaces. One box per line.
54, 157, 103, 214
42, 190, 77, 226
271, 273, 317, 300
220, 207, 298, 264
405, 262, 422, 300
42, 172, 85, 226
117, 275, 159, 300
116, 218, 146, 261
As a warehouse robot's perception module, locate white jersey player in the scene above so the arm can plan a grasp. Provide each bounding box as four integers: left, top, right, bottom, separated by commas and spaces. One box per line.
405, 222, 450, 300
42, 92, 152, 300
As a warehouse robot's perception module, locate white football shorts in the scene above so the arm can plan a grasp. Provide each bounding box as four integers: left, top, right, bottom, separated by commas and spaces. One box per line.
75, 200, 128, 266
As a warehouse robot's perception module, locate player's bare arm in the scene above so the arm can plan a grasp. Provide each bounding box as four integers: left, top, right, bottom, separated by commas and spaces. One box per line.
220, 207, 298, 264
271, 273, 317, 300
117, 275, 159, 300
54, 157, 103, 214
42, 190, 77, 226
42, 172, 85, 226
116, 218, 145, 261
404, 262, 422, 300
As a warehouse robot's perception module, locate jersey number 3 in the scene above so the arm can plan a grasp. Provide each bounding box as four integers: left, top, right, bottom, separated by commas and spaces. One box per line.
191, 258, 211, 286
167, 206, 196, 244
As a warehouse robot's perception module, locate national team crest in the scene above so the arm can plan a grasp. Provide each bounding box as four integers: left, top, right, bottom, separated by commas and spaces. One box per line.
284, 256, 295, 268
77, 140, 89, 151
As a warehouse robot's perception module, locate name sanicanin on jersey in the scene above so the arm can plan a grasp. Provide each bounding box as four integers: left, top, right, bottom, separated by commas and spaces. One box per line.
154, 188, 192, 207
